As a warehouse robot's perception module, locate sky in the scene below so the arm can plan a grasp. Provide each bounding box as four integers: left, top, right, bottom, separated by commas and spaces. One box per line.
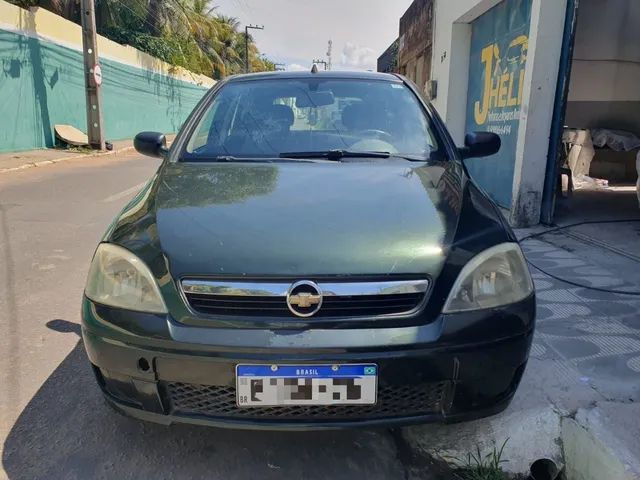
211, 0, 414, 71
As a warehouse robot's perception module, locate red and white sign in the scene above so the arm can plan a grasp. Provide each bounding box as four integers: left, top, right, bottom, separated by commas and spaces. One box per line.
92, 64, 103, 86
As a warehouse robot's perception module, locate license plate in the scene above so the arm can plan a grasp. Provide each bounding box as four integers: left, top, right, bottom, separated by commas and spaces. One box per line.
236, 364, 378, 407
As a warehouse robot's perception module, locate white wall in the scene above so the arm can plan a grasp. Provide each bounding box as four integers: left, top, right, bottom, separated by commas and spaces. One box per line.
566, 0, 640, 132
570, 0, 640, 100
430, 0, 567, 226
430, 0, 502, 142
509, 0, 567, 226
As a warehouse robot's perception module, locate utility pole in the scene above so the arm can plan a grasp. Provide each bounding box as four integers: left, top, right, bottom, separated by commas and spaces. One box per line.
327, 40, 333, 71
80, 0, 105, 150
244, 24, 264, 73
312, 59, 328, 71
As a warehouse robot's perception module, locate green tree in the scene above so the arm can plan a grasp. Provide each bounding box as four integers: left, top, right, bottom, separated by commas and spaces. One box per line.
8, 0, 276, 77
209, 14, 243, 77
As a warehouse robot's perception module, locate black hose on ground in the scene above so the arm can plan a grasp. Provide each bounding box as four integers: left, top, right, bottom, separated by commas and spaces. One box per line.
520, 219, 640, 296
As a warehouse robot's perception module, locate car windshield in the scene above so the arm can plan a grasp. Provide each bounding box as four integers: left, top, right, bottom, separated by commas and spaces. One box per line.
182, 77, 439, 161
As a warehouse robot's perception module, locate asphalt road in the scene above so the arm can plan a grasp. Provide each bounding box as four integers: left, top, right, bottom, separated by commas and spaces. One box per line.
0, 153, 430, 480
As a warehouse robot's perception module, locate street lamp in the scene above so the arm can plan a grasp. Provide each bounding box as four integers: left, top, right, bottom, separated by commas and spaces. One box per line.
245, 24, 264, 73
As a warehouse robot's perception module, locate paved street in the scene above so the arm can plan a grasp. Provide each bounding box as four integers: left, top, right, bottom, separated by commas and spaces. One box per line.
2, 154, 640, 479
0, 155, 414, 480
3, 0, 638, 477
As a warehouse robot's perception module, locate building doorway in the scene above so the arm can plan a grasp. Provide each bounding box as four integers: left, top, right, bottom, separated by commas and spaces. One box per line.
541, 0, 640, 278
545, 0, 640, 227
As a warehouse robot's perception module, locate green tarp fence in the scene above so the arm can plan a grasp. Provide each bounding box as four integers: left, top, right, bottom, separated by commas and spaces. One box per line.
0, 29, 209, 153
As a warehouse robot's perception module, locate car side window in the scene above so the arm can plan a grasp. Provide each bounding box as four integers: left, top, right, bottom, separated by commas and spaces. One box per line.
187, 101, 220, 153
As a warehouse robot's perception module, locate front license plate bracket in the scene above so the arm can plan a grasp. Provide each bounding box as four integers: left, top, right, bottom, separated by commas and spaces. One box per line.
235, 364, 378, 407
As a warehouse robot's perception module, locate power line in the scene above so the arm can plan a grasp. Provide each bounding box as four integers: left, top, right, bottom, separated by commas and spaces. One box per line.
108, 0, 165, 36
110, 0, 214, 52
241, 0, 252, 17
239, 0, 252, 17
230, 0, 251, 19
109, 0, 217, 75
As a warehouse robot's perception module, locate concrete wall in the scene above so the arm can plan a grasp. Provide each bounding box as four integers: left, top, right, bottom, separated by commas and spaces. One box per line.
565, 0, 640, 134
377, 39, 399, 73
0, 1, 215, 153
430, 0, 567, 225
398, 0, 434, 94
430, 0, 501, 141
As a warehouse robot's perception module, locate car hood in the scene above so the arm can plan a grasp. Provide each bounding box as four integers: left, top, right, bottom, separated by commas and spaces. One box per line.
148, 161, 463, 278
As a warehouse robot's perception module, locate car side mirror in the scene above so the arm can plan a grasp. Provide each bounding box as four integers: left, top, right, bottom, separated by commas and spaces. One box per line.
134, 131, 168, 158
459, 132, 501, 159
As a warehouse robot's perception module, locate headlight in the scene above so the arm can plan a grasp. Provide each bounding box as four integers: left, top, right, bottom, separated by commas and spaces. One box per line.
85, 243, 167, 314
443, 243, 533, 313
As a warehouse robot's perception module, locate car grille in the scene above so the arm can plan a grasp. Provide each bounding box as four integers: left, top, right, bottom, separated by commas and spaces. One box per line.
181, 279, 429, 318
185, 292, 426, 317
164, 381, 450, 420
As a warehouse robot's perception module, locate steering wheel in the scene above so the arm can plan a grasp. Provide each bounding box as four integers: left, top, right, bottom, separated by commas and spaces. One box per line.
360, 129, 394, 142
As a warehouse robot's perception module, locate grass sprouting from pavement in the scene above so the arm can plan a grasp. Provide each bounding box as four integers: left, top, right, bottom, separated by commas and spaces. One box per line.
454, 439, 511, 480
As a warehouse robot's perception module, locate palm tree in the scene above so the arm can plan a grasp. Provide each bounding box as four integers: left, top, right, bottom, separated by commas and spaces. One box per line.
211, 14, 242, 77
11, 0, 80, 21
191, 0, 216, 16
146, 0, 162, 35
171, 1, 226, 76
8, 0, 274, 77
217, 13, 240, 30
44, 0, 78, 19
145, 0, 195, 37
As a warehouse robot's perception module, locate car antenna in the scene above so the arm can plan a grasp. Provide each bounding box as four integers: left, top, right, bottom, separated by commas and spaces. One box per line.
311, 64, 319, 74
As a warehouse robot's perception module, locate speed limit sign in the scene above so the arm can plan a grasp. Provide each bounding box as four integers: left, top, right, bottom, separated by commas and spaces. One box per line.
92, 64, 103, 86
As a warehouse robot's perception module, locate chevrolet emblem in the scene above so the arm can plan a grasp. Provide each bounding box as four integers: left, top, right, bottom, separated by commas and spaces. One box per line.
288, 292, 322, 308
286, 281, 323, 317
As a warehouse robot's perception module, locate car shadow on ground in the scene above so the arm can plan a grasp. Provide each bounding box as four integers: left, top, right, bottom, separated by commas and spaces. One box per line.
2, 320, 406, 480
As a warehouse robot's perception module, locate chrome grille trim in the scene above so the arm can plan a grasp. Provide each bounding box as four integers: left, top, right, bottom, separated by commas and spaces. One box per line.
181, 279, 429, 297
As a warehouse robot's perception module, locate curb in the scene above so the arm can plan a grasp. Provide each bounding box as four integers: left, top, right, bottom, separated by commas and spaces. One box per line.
404, 403, 640, 478
403, 402, 564, 476
402, 360, 640, 478
0, 145, 135, 174
563, 405, 640, 480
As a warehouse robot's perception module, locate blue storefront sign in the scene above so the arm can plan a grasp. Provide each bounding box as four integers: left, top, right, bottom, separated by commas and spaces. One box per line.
465, 0, 532, 208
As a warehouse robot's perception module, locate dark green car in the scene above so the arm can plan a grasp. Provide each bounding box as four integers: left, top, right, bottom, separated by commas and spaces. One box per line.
82, 71, 535, 429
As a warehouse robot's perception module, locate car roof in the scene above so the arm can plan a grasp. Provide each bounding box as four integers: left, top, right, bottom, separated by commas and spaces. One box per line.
224, 70, 403, 83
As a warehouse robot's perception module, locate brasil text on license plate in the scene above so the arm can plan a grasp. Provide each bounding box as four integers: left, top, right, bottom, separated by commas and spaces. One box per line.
235, 364, 378, 407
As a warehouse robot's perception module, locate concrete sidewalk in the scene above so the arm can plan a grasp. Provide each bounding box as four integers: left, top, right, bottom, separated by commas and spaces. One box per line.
0, 139, 137, 174
406, 222, 640, 479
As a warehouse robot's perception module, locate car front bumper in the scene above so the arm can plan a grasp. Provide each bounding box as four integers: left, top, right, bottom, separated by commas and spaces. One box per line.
82, 296, 535, 430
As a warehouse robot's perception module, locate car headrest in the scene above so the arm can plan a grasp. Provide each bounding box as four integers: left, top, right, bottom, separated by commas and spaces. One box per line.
262, 104, 294, 129
342, 103, 378, 131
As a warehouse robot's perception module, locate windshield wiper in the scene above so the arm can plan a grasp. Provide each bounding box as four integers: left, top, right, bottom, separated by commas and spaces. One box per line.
181, 155, 315, 163
279, 150, 391, 161
213, 155, 274, 162
391, 154, 432, 162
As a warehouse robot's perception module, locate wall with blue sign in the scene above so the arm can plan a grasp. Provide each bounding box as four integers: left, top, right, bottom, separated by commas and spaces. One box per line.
465, 0, 532, 208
